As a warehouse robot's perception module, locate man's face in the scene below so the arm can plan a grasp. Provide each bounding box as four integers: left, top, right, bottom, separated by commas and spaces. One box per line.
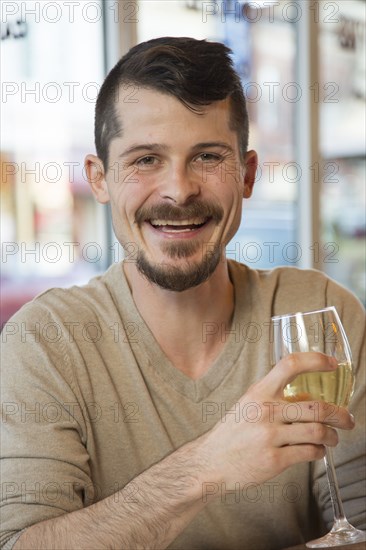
92, 88, 256, 291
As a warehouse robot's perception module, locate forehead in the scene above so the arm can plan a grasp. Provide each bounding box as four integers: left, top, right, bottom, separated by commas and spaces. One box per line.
111, 87, 235, 148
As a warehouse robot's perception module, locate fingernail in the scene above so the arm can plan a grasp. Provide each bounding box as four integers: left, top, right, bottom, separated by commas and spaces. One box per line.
329, 357, 338, 368
350, 413, 355, 424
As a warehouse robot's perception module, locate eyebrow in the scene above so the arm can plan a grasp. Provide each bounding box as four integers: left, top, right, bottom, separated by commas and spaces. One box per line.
119, 143, 168, 158
119, 141, 234, 158
192, 142, 234, 152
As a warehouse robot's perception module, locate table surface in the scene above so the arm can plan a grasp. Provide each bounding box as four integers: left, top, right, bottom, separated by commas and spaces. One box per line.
283, 542, 366, 550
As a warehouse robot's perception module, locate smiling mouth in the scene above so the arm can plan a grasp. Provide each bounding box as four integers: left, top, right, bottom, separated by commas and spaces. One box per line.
149, 217, 210, 233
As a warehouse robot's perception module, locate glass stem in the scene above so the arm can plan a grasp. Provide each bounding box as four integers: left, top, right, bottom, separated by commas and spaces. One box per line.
324, 446, 346, 526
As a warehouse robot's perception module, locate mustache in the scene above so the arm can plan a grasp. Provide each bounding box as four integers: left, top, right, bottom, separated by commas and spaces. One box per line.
135, 200, 224, 225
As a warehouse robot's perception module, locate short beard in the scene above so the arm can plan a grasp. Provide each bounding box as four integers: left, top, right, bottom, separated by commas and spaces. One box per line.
133, 198, 224, 291
136, 243, 222, 292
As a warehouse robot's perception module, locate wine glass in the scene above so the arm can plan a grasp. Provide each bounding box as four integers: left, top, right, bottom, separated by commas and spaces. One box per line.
270, 306, 366, 548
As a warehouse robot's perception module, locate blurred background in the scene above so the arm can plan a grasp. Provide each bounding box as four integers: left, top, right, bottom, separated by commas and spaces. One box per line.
1, 0, 365, 326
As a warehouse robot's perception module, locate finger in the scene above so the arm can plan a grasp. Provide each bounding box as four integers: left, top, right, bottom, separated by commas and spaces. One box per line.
278, 443, 327, 468
282, 401, 355, 430
265, 352, 338, 396
277, 422, 339, 448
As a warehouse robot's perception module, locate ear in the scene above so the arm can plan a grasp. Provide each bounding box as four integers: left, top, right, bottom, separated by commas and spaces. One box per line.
84, 154, 110, 204
243, 150, 258, 198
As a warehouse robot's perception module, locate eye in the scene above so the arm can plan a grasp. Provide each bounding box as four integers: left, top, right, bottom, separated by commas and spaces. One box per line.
195, 153, 222, 163
135, 155, 159, 168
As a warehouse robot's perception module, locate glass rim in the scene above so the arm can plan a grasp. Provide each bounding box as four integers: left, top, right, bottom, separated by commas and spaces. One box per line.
271, 305, 337, 321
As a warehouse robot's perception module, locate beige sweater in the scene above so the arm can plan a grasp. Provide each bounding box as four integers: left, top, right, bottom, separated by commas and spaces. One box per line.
1, 261, 365, 550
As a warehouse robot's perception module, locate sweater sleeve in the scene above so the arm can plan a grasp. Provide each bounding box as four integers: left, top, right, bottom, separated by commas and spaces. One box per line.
311, 278, 366, 531
0, 302, 93, 549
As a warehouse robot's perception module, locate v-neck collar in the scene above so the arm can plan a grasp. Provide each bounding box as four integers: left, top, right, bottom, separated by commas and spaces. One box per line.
106, 260, 252, 403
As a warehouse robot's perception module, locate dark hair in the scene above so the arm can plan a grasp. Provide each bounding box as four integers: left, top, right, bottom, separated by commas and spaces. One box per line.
95, 36, 249, 170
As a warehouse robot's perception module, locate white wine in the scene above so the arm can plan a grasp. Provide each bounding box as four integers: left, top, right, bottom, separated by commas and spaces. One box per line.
284, 361, 355, 406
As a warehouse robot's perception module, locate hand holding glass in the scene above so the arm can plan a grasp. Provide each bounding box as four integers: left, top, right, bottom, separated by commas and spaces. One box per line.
270, 307, 366, 547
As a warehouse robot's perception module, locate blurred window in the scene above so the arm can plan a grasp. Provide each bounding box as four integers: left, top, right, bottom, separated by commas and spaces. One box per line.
221, 1, 297, 269
318, 0, 366, 304
1, 0, 105, 324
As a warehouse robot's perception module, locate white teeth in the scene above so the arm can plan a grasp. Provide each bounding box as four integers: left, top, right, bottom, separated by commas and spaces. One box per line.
161, 227, 194, 233
150, 218, 206, 226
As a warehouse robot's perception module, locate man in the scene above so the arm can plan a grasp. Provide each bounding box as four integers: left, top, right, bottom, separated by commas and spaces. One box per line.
1, 37, 365, 550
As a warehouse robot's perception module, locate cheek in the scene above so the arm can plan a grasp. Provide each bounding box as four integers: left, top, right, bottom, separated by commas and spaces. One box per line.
222, 189, 243, 235
106, 175, 135, 214
107, 192, 131, 234
217, 179, 244, 211
215, 163, 244, 196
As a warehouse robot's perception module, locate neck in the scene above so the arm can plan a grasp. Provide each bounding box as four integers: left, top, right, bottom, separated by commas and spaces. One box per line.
124, 259, 234, 379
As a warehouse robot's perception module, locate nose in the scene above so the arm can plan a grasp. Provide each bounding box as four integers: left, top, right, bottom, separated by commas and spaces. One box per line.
159, 162, 200, 205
